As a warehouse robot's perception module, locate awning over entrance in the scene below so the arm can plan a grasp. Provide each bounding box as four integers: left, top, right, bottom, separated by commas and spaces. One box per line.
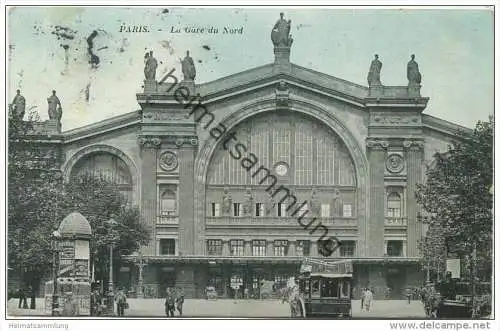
122, 255, 422, 265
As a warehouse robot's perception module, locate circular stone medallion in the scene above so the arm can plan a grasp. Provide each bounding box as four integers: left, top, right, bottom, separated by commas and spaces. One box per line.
159, 151, 178, 172
386, 154, 405, 173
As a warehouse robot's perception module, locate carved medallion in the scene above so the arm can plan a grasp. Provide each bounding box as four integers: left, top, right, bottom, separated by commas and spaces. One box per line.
385, 154, 405, 174
159, 151, 178, 172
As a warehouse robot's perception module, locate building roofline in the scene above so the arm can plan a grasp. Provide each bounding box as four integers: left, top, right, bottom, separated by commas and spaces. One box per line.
422, 114, 474, 139
61, 111, 141, 143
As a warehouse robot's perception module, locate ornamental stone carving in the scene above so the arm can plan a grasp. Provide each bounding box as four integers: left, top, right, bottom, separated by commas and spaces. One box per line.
372, 115, 421, 126
275, 80, 289, 108
159, 151, 178, 172
366, 138, 389, 149
142, 112, 185, 121
138, 136, 161, 148
385, 154, 405, 174
403, 139, 424, 150
175, 138, 185, 147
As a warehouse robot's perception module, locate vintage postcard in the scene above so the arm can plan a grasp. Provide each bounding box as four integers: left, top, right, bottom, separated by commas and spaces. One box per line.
3, 3, 495, 326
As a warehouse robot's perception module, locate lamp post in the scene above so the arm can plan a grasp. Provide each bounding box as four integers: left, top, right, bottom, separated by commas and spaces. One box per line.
106, 217, 118, 313
137, 253, 146, 299
51, 230, 61, 316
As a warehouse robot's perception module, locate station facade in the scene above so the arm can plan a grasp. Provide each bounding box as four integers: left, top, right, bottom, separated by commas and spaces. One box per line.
19, 17, 471, 300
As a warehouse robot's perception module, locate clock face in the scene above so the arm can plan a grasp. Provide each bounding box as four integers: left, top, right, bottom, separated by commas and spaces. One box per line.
275, 163, 288, 176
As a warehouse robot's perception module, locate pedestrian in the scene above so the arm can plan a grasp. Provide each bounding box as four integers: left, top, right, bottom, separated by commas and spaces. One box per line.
176, 288, 184, 316
165, 288, 175, 317
18, 287, 27, 309
244, 288, 249, 300
360, 288, 366, 311
405, 288, 412, 304
114, 288, 127, 317
364, 288, 373, 312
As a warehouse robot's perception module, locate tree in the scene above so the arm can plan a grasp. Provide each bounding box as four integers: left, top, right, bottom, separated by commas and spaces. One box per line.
416, 116, 493, 280
8, 111, 149, 295
61, 174, 150, 286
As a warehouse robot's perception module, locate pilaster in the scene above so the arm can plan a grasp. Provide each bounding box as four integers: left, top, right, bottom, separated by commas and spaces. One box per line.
288, 241, 296, 256
178, 139, 197, 255
138, 135, 161, 255
366, 138, 389, 257
244, 241, 252, 256
267, 241, 274, 257
404, 139, 424, 257
222, 240, 230, 256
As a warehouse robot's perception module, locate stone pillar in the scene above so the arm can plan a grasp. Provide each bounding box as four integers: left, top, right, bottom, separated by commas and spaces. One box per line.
366, 139, 388, 256
178, 140, 196, 255
222, 240, 230, 256
384, 240, 388, 256
288, 241, 296, 256
176, 267, 195, 298
311, 241, 318, 256
244, 241, 252, 256
267, 241, 274, 257
138, 136, 161, 255
402, 241, 407, 257
404, 139, 424, 257
369, 265, 388, 300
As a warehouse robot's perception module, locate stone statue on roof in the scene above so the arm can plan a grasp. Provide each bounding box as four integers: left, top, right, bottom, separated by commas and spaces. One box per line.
271, 12, 293, 47
407, 54, 422, 86
367, 54, 382, 86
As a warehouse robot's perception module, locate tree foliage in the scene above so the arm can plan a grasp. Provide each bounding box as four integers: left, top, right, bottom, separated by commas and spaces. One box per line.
8, 113, 149, 291
416, 116, 493, 279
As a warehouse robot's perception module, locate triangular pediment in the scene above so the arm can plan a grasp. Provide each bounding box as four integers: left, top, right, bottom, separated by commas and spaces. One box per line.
195, 63, 370, 108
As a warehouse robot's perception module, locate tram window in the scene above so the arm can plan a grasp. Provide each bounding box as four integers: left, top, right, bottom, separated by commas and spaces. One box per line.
311, 279, 320, 297
341, 281, 350, 298
321, 279, 339, 298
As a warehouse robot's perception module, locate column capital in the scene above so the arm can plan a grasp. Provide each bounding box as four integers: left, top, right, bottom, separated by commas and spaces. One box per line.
366, 138, 389, 149
138, 135, 161, 149
403, 139, 424, 150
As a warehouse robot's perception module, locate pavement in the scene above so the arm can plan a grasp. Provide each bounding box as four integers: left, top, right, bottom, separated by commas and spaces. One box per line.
6, 298, 426, 318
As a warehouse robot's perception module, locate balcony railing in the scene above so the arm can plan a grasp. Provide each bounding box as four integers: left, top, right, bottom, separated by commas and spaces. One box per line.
157, 215, 179, 225
205, 216, 357, 227
384, 217, 407, 226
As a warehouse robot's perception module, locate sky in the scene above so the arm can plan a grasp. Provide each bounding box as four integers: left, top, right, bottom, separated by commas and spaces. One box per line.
7, 7, 494, 131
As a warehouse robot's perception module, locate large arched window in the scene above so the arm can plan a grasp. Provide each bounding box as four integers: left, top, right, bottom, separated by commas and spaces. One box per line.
70, 152, 133, 203
387, 193, 402, 218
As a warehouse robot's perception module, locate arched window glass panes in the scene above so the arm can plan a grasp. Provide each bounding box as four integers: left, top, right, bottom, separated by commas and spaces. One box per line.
387, 193, 402, 218
70, 152, 133, 203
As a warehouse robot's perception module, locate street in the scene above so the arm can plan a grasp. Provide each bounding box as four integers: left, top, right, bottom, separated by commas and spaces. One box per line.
7, 298, 426, 318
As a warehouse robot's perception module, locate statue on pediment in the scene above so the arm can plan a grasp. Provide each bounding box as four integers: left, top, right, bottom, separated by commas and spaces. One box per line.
222, 187, 232, 216
271, 12, 293, 47
10, 89, 26, 120
47, 90, 62, 122
332, 189, 343, 217
407, 54, 422, 86
367, 54, 382, 86
310, 188, 320, 216
144, 51, 158, 80
181, 51, 196, 81
243, 187, 253, 216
